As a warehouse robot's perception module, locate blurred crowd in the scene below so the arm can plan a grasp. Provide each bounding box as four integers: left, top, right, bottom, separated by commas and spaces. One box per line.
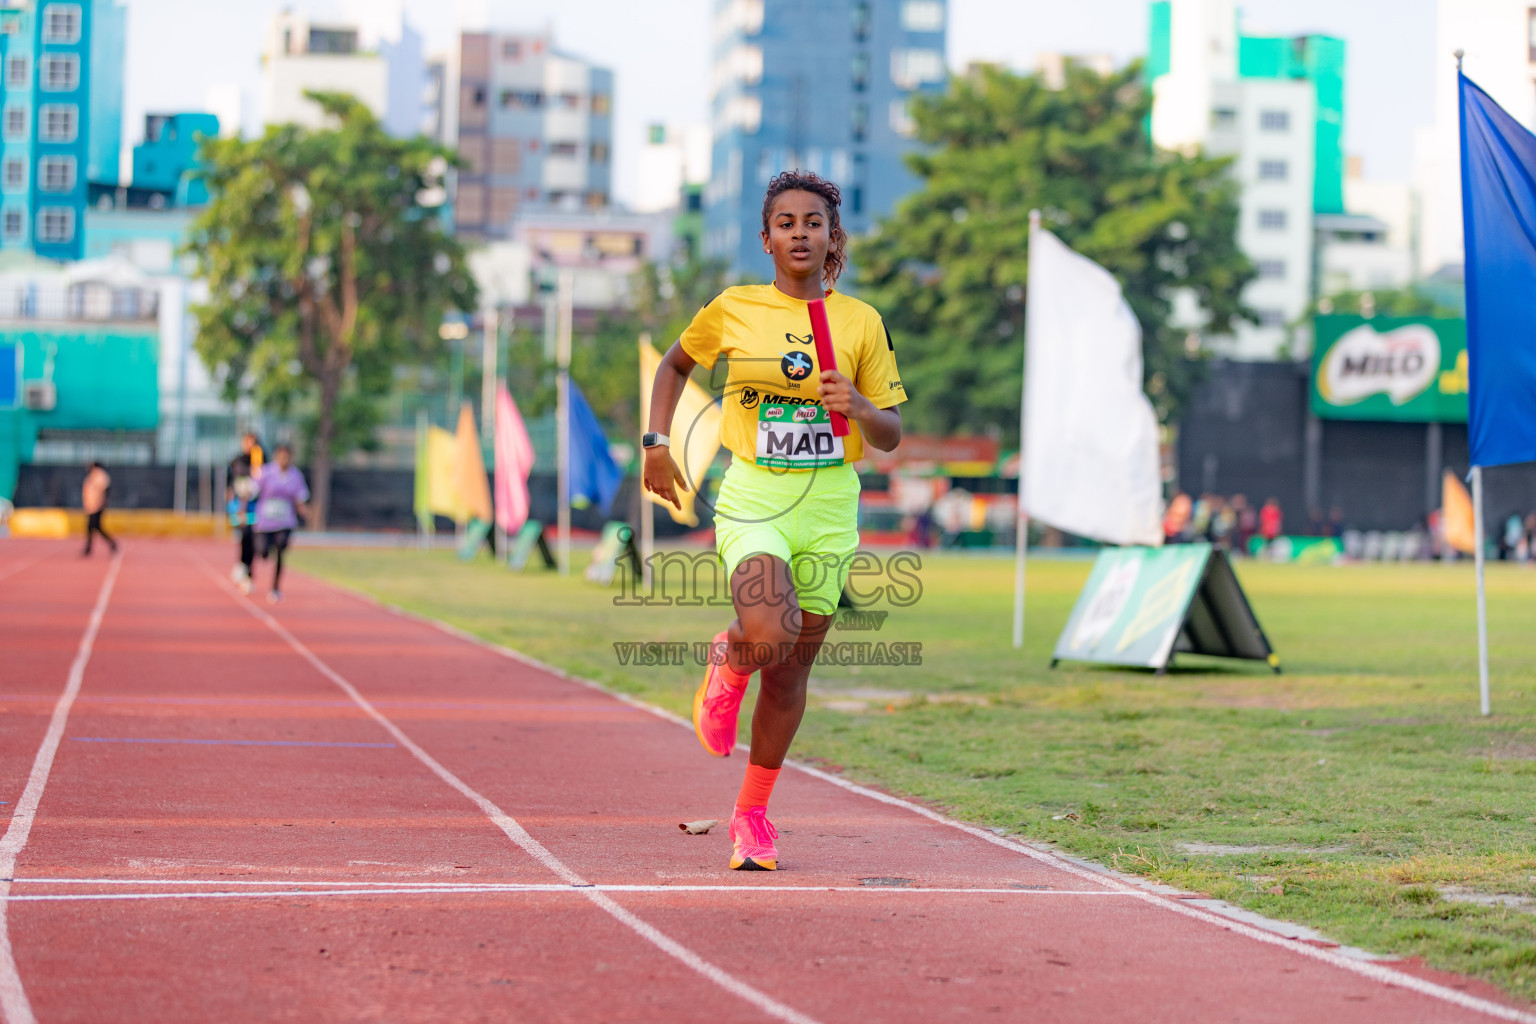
1161, 491, 1536, 563
1161, 493, 1281, 555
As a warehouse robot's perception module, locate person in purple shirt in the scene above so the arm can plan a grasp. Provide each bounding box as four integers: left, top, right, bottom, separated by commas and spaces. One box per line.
253, 444, 311, 604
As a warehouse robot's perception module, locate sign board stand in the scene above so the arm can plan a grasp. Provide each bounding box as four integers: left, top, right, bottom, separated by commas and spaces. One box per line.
584, 521, 641, 586
508, 520, 556, 571
1051, 543, 1279, 675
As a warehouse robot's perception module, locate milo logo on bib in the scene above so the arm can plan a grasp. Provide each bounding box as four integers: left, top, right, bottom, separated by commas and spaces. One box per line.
756, 401, 845, 469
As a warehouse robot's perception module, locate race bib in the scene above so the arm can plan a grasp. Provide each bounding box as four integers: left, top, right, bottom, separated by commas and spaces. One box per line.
258, 497, 293, 521
756, 402, 845, 469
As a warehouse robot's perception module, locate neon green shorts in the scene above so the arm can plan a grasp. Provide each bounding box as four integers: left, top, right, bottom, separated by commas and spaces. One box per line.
713, 459, 860, 616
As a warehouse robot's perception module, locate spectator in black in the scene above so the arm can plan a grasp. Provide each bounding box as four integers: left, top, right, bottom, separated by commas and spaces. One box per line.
226, 432, 263, 594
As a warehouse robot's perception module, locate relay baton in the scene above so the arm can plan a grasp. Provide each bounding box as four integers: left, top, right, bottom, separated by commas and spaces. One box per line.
806, 297, 850, 437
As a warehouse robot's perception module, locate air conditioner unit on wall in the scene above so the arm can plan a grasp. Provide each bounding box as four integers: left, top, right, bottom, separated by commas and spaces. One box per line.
22, 381, 55, 411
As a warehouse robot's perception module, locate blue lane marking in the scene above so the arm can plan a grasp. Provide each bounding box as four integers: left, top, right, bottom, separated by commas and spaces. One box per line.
69, 738, 396, 749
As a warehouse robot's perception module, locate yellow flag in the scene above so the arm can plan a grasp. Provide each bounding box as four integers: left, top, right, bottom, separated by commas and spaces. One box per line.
1442, 469, 1476, 555
454, 401, 494, 524
426, 426, 460, 520
640, 339, 723, 527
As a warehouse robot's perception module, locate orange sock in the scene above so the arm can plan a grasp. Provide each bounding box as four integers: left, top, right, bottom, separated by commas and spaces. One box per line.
736, 763, 780, 809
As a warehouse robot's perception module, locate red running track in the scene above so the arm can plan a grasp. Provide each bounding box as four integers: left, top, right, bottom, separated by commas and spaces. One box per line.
0, 539, 1531, 1023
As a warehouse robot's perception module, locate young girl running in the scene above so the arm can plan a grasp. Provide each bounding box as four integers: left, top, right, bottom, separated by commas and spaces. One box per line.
643, 171, 905, 870
252, 444, 311, 604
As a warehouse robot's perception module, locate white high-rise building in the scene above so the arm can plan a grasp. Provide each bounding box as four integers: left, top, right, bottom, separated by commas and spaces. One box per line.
260, 13, 389, 129
1413, 0, 1536, 277
634, 123, 710, 214
1150, 0, 1317, 359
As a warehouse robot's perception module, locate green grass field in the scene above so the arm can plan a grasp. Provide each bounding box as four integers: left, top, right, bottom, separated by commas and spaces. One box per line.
297, 544, 1536, 1001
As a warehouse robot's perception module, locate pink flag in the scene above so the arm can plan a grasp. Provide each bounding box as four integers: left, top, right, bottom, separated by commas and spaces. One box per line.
494, 384, 535, 533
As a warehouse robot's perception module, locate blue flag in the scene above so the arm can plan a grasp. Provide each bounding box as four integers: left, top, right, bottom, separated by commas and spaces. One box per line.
1459, 73, 1536, 468
568, 379, 623, 514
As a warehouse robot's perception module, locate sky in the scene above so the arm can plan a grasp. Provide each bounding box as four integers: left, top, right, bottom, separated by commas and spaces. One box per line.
121, 0, 1437, 203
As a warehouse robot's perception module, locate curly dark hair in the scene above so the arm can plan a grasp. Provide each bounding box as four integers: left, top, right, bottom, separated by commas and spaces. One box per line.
760, 170, 847, 287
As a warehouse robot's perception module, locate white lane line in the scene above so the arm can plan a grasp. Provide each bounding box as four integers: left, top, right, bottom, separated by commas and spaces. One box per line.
8, 878, 1130, 896
3, 886, 1131, 904
0, 552, 53, 588
341, 581, 1536, 1024
199, 561, 823, 1024
0, 554, 120, 1024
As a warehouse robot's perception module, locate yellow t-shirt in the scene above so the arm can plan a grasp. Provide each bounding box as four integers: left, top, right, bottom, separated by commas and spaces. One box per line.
678, 284, 905, 469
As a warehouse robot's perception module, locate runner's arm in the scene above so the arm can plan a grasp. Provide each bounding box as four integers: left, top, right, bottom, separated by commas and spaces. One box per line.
642, 341, 694, 511
817, 370, 902, 451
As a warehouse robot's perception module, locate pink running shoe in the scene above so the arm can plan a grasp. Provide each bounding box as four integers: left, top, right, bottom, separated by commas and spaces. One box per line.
729, 805, 778, 871
693, 630, 747, 757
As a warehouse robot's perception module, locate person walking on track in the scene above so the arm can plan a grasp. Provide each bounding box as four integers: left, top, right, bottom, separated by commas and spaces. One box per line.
226, 432, 264, 594
252, 444, 310, 604
80, 460, 118, 557
643, 170, 905, 871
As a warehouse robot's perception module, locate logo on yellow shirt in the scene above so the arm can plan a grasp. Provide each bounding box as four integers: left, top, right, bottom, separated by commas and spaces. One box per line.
784, 332, 813, 346
781, 351, 813, 381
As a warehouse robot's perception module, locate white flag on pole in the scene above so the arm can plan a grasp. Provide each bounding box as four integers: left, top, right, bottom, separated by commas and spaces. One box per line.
1021, 230, 1163, 547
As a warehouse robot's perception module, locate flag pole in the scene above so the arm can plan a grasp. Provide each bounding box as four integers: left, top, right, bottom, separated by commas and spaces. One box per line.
556, 268, 574, 577
1012, 209, 1041, 650
638, 331, 655, 594
1472, 465, 1490, 715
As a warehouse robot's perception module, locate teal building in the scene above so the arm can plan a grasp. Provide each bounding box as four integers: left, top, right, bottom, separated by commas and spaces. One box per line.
131, 112, 218, 205
0, 0, 126, 261
1147, 1, 1345, 216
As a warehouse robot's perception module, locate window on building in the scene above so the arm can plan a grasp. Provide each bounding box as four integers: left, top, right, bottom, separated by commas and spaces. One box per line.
307, 28, 358, 54
1256, 308, 1287, 327
590, 142, 609, 163
2, 208, 21, 239
473, 86, 486, 108
1258, 209, 1288, 230
1258, 159, 1288, 181
728, 95, 761, 134
39, 54, 79, 92
3, 107, 25, 140
6, 57, 27, 88
890, 99, 915, 137
1211, 108, 1238, 129
900, 0, 944, 32
37, 206, 73, 243
891, 48, 944, 89
852, 1, 870, 40
2, 159, 22, 189
40, 104, 77, 142
592, 93, 612, 115
42, 3, 81, 43
851, 102, 868, 142
851, 52, 869, 91
1256, 259, 1286, 280
557, 92, 581, 109
1259, 109, 1290, 132
851, 187, 863, 214
548, 141, 579, 158
502, 40, 520, 60
39, 155, 74, 192
502, 90, 543, 109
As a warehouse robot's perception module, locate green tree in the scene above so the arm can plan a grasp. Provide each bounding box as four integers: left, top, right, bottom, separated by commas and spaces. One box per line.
186, 91, 477, 526
1313, 287, 1461, 321
854, 60, 1254, 434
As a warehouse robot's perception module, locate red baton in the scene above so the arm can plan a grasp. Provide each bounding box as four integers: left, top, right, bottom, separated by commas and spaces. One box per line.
807, 297, 850, 437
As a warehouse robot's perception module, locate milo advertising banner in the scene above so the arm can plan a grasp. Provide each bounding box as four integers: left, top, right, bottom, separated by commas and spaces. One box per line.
1311, 315, 1467, 422
1052, 544, 1279, 674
